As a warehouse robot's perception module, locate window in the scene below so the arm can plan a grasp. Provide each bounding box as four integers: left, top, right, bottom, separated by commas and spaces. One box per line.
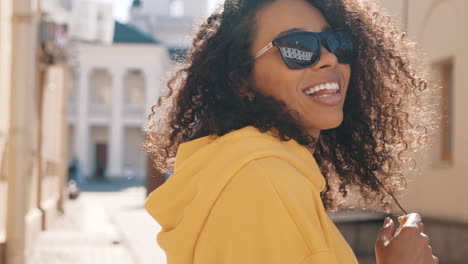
68, 70, 77, 104
438, 58, 454, 162
124, 69, 145, 107
89, 69, 112, 105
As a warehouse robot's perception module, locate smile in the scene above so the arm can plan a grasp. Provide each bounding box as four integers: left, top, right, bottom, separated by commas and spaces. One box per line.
303, 82, 340, 97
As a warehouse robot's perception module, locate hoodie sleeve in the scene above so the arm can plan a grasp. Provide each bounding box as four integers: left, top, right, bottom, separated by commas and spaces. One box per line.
193, 157, 339, 264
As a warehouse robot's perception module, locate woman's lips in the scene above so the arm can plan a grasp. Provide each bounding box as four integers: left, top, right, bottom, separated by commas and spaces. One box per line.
306, 89, 342, 106
302, 81, 342, 106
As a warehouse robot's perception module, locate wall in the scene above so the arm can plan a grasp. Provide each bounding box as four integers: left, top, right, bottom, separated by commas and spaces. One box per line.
379, 0, 468, 223
5, 0, 43, 262
374, 0, 468, 262
39, 64, 69, 229
0, 1, 70, 263
0, 0, 13, 262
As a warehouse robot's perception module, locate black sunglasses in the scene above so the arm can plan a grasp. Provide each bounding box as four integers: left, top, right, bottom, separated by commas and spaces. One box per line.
254, 28, 356, 69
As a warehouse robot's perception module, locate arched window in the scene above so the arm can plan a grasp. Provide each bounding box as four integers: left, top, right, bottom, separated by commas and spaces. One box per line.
89, 69, 112, 106
124, 69, 145, 107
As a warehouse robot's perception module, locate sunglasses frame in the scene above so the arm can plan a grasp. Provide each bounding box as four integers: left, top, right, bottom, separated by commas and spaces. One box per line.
254, 28, 355, 69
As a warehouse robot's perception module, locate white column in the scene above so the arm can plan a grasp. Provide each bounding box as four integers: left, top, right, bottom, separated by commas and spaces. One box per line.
75, 64, 91, 176
108, 68, 124, 178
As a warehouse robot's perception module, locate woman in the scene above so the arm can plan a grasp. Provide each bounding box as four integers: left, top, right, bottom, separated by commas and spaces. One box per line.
144, 0, 438, 263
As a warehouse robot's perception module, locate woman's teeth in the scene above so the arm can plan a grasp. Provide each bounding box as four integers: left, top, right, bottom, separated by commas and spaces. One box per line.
304, 82, 340, 96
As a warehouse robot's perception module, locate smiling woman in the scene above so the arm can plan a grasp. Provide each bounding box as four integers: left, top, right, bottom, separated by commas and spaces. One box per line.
144, 0, 438, 263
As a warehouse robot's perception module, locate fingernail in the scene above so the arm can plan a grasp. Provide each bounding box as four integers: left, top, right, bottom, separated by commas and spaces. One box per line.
398, 215, 406, 224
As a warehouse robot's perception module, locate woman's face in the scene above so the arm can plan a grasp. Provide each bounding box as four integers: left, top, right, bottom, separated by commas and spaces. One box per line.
251, 0, 351, 138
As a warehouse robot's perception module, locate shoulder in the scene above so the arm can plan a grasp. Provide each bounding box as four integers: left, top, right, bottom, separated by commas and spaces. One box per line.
231, 157, 323, 201
210, 156, 323, 220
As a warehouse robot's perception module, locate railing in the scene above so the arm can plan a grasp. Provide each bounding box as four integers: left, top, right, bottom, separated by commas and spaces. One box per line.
124, 105, 145, 120
89, 103, 111, 118
68, 103, 145, 121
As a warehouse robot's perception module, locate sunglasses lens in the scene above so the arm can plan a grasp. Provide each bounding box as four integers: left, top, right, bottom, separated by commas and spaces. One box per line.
327, 30, 355, 64
276, 35, 320, 69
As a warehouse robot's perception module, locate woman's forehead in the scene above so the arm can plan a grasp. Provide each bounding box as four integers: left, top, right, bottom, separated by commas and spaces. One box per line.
254, 0, 330, 39
251, 0, 330, 52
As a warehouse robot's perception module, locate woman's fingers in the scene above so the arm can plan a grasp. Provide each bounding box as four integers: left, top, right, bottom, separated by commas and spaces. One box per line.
377, 213, 439, 264
420, 232, 430, 245
376, 217, 395, 246
401, 213, 425, 232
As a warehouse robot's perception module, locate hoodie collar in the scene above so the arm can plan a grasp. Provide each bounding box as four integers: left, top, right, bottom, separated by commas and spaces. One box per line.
173, 126, 325, 191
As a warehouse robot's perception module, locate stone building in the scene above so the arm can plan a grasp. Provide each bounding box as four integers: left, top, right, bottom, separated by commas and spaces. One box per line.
378, 0, 467, 262
0, 0, 70, 263
68, 21, 169, 180
129, 0, 212, 55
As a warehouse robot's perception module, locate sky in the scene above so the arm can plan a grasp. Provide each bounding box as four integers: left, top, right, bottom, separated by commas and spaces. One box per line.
90, 0, 224, 22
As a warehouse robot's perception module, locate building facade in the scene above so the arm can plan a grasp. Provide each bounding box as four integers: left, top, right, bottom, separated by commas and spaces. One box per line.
380, 0, 467, 222
378, 0, 467, 262
68, 32, 169, 180
0, 0, 69, 263
129, 0, 211, 49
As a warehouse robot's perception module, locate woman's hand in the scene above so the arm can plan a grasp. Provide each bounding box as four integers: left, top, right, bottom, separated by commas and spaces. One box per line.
375, 213, 439, 264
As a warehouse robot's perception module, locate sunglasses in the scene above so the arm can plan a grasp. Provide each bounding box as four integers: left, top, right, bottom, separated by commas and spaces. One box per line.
254, 28, 356, 69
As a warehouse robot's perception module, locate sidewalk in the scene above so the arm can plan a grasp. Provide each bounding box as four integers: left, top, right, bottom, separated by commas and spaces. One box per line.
32, 182, 378, 264
32, 185, 166, 264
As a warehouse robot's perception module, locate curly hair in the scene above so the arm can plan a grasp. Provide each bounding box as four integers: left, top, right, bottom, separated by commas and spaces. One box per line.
144, 0, 434, 212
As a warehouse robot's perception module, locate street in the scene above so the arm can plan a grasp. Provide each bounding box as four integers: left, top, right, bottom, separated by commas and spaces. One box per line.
32, 185, 166, 264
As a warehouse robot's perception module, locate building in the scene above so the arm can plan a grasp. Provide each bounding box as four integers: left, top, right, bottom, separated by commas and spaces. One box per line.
129, 0, 211, 52
68, 20, 169, 180
378, 0, 467, 262
0, 0, 70, 263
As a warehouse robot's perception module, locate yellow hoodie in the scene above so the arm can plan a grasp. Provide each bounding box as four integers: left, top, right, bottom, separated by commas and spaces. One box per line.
145, 126, 359, 264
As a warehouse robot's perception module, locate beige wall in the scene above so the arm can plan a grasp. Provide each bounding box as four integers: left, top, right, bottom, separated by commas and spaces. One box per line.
5, 1, 43, 262
0, 0, 13, 256
39, 65, 69, 229
379, 0, 468, 222
0, 0, 70, 263
378, 0, 406, 28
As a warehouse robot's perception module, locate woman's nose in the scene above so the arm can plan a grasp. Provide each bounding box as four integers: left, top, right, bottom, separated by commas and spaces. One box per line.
311, 45, 338, 70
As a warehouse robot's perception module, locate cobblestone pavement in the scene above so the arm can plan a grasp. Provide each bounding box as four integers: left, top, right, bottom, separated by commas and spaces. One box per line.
32, 186, 166, 264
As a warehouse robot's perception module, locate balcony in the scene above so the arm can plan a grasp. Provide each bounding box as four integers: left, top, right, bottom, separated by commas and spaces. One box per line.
89, 103, 111, 120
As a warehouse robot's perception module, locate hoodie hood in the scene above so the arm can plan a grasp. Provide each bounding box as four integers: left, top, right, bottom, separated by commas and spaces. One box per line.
144, 126, 326, 263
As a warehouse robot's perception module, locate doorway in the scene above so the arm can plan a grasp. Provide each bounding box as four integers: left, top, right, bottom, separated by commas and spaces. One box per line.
94, 143, 107, 179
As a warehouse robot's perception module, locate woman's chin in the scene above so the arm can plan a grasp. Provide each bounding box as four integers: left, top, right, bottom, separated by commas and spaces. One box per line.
306, 116, 344, 131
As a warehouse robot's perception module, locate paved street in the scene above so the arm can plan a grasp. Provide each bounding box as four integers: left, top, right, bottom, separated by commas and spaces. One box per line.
32, 184, 166, 264
31, 181, 379, 264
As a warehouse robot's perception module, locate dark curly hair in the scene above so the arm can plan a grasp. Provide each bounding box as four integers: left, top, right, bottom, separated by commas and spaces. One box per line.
144, 0, 434, 212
